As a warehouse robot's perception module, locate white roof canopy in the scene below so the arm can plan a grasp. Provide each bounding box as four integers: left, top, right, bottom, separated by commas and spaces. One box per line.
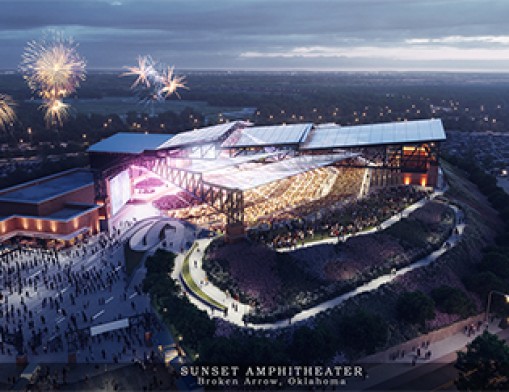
301, 119, 446, 150
88, 119, 445, 155
159, 121, 247, 149
222, 123, 312, 148
203, 152, 358, 190
170, 152, 280, 173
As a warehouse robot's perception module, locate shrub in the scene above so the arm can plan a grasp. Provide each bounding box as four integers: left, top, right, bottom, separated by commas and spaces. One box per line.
142, 249, 216, 351
396, 290, 435, 326
336, 311, 389, 355
288, 326, 337, 362
463, 271, 507, 299
430, 286, 476, 317
480, 252, 509, 279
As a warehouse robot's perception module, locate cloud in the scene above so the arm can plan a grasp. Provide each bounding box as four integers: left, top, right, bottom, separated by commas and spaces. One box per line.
241, 45, 509, 62
1, 0, 509, 70
406, 35, 509, 45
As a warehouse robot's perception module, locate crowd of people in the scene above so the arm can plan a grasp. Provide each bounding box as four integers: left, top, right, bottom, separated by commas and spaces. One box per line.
133, 177, 164, 195
248, 185, 430, 248
153, 191, 200, 211
0, 223, 157, 366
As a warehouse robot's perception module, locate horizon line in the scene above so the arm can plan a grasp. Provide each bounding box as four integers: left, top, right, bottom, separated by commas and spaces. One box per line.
3, 67, 509, 74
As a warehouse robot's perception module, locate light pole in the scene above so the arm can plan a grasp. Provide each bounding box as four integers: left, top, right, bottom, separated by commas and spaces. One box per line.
485, 290, 509, 328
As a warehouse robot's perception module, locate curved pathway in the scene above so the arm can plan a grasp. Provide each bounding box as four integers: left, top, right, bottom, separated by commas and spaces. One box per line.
177, 194, 466, 330
129, 218, 177, 251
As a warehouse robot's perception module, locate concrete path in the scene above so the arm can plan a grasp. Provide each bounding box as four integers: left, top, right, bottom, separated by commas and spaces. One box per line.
174, 239, 251, 325
350, 320, 506, 390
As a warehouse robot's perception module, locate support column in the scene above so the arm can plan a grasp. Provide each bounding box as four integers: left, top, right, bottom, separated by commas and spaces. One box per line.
225, 222, 246, 243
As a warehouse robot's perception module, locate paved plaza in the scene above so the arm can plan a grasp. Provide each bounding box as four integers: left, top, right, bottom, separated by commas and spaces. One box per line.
0, 215, 198, 369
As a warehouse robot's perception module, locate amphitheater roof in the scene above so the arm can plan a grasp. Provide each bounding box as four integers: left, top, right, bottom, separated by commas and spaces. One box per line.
300, 119, 446, 150
88, 133, 174, 154
221, 123, 313, 148
159, 121, 247, 149
174, 152, 280, 173
203, 152, 358, 190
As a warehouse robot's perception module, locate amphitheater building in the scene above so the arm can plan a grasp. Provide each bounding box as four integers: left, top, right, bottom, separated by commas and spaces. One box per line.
0, 119, 446, 244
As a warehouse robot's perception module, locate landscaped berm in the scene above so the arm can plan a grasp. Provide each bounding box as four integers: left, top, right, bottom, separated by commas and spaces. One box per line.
145, 159, 508, 367
203, 188, 455, 323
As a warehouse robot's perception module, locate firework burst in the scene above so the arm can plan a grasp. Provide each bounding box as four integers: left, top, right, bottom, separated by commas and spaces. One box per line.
19, 31, 86, 127
121, 55, 187, 106
158, 66, 188, 99
42, 98, 70, 127
121, 55, 156, 89
0, 94, 16, 131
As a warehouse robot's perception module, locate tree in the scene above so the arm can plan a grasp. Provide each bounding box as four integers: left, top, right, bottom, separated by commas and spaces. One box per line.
480, 252, 509, 279
430, 286, 476, 318
463, 271, 506, 299
199, 336, 288, 364
336, 311, 389, 355
456, 331, 509, 391
288, 326, 336, 363
396, 291, 435, 326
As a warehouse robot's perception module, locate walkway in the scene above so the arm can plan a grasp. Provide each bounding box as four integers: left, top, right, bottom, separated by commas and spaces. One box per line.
178, 195, 466, 330
126, 218, 197, 293
349, 319, 507, 390
174, 240, 251, 325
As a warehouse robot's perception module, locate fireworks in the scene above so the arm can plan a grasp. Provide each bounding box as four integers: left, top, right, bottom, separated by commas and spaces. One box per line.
121, 55, 156, 89
121, 55, 187, 104
19, 32, 86, 127
0, 94, 16, 131
158, 66, 188, 99
42, 99, 70, 127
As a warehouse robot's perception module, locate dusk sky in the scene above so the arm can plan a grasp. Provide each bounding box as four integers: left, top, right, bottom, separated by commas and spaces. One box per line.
2, 0, 509, 71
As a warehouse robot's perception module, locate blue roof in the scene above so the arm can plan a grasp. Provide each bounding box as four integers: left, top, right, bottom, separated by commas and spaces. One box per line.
88, 132, 174, 154
0, 169, 94, 203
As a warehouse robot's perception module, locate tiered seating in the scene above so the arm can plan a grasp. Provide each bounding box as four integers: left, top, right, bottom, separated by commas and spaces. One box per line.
169, 203, 228, 231
243, 167, 337, 225
150, 164, 380, 233
325, 167, 365, 200
248, 185, 431, 248
244, 178, 292, 208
